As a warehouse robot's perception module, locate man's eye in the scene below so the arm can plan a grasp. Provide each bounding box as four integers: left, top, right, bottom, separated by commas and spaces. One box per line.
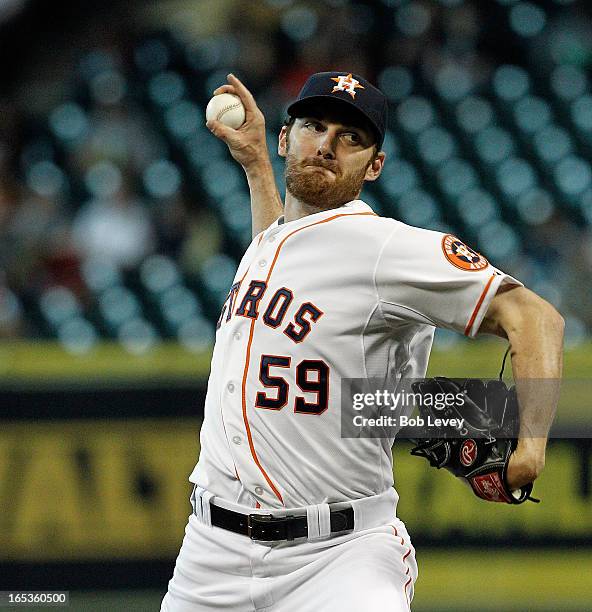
305, 121, 321, 131
343, 133, 361, 144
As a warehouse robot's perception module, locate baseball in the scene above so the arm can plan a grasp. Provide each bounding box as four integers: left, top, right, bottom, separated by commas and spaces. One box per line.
205, 93, 246, 129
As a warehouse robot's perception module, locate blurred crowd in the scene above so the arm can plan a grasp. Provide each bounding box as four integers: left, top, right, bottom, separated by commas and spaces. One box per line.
0, 0, 590, 352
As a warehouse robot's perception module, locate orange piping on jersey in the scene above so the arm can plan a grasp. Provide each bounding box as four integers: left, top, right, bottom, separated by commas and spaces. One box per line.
391, 524, 413, 612
464, 273, 495, 336
237, 231, 284, 502
221, 232, 266, 488
266, 212, 377, 280
241, 211, 377, 506
242, 315, 285, 504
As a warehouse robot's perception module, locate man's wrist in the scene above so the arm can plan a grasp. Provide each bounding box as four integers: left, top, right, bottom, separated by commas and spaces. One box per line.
243, 153, 274, 176
515, 437, 547, 476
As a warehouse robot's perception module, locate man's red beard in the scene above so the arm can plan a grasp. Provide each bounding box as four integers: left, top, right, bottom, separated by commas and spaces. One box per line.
284, 154, 369, 210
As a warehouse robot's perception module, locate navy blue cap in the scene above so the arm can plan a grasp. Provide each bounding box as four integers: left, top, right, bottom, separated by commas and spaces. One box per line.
287, 71, 388, 149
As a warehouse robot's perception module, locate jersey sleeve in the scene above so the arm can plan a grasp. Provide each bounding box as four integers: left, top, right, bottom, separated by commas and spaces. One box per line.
374, 224, 523, 338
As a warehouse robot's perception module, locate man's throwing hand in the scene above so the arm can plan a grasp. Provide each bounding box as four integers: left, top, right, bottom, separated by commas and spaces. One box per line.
206, 74, 268, 171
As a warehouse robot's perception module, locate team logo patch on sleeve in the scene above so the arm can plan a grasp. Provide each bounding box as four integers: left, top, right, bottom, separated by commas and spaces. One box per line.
442, 234, 489, 271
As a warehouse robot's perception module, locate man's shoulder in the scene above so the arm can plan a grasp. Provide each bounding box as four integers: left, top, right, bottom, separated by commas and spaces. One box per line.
358, 212, 447, 244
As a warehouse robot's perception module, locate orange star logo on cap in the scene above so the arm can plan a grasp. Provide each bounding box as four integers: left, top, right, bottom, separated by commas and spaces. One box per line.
331, 73, 365, 99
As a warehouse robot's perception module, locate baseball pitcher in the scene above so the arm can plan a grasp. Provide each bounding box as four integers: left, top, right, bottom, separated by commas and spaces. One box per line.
161, 72, 564, 611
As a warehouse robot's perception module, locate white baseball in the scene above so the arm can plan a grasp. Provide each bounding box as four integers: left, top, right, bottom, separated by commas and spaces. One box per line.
205, 93, 246, 129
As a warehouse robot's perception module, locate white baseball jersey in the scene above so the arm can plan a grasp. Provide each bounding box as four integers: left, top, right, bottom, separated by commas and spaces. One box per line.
190, 199, 521, 509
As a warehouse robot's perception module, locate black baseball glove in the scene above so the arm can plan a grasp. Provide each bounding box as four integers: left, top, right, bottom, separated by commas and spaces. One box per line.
409, 377, 539, 504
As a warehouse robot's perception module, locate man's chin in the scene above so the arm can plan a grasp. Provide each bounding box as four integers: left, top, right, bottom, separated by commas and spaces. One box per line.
287, 186, 332, 206
285, 163, 362, 208
287, 182, 359, 208
287, 173, 331, 198
299, 168, 337, 187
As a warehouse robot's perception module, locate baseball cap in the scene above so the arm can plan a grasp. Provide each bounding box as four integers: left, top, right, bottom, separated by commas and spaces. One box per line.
287, 71, 388, 149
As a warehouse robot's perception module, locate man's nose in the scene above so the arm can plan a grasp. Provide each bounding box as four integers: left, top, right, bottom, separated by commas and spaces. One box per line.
317, 132, 336, 159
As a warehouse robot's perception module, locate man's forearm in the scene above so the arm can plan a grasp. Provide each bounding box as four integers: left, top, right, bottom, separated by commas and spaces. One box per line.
205, 74, 284, 237
245, 156, 284, 238
479, 285, 564, 488
505, 304, 564, 474
482, 287, 564, 446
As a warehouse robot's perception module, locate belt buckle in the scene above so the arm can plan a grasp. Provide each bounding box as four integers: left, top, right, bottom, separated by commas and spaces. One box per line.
248, 513, 298, 541
247, 513, 274, 540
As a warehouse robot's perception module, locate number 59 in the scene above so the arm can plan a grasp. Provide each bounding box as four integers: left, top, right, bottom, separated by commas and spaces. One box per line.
255, 355, 329, 415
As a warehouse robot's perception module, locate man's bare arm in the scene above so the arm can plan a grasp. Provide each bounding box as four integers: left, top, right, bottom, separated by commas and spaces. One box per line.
206, 74, 283, 238
478, 285, 564, 490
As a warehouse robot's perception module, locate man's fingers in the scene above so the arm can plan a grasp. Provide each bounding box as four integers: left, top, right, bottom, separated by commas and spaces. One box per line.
206, 118, 237, 142
210, 75, 262, 124
213, 84, 237, 96
506, 448, 543, 490
227, 73, 257, 112
506, 458, 532, 490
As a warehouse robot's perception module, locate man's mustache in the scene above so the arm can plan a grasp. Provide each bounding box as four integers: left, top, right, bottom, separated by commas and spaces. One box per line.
300, 157, 340, 174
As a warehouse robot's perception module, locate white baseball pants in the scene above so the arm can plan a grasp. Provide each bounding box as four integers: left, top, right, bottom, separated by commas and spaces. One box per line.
161, 487, 417, 612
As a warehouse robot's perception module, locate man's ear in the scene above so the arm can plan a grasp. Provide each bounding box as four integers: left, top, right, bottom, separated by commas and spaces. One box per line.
364, 151, 386, 182
278, 126, 288, 158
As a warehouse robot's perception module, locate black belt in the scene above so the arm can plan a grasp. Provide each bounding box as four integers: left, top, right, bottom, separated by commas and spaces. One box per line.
209, 503, 355, 541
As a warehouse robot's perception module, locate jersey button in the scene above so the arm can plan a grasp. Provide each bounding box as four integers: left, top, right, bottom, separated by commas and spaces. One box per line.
254, 486, 264, 495
232, 435, 242, 445
258, 259, 267, 268
227, 382, 235, 393
234, 332, 241, 341
268, 235, 276, 243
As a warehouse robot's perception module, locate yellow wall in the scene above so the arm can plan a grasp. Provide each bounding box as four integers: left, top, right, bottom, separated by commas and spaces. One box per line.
1, 420, 589, 561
